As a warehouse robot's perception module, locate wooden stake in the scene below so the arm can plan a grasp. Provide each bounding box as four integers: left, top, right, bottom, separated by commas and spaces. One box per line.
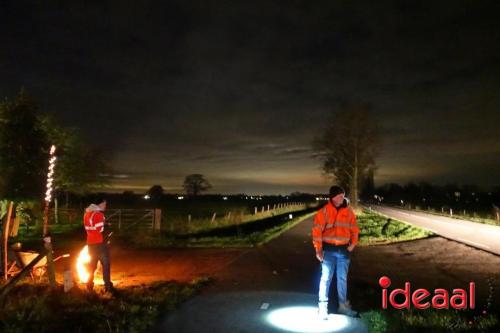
44, 236, 56, 287
2, 202, 14, 281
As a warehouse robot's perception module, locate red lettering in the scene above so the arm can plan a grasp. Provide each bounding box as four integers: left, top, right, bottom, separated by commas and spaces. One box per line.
379, 276, 476, 310
379, 276, 391, 309
450, 289, 467, 309
469, 282, 475, 309
389, 282, 410, 309
432, 289, 449, 309
412, 289, 430, 309
382, 289, 388, 309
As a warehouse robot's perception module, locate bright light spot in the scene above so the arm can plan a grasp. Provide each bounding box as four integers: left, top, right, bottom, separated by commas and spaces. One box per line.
144, 194, 150, 200
76, 245, 90, 283
267, 306, 349, 332
223, 196, 228, 200
289, 214, 293, 220
316, 197, 320, 201
177, 196, 184, 200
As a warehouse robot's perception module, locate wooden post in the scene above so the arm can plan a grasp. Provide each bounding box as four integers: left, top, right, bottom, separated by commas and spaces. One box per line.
188, 214, 191, 223
153, 209, 162, 232
267, 205, 270, 212
2, 202, 14, 281
254, 207, 257, 215
43, 236, 56, 287
54, 198, 59, 224
261, 206, 265, 213
211, 213, 217, 223
227, 211, 231, 221
450, 208, 453, 216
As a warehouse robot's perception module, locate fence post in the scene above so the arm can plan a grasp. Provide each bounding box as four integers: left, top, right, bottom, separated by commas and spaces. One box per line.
267, 205, 270, 212
153, 209, 162, 232
261, 206, 265, 213
118, 210, 122, 231
450, 208, 453, 216
254, 207, 258, 215
211, 213, 217, 223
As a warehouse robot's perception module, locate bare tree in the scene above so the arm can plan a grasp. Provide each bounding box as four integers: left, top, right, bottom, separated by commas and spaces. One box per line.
313, 103, 381, 209
183, 174, 212, 196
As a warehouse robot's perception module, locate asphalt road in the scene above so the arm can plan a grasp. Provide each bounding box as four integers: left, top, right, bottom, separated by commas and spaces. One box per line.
369, 205, 500, 256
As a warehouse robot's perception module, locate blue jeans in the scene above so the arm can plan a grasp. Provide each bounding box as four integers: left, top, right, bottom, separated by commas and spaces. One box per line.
318, 247, 351, 306
87, 243, 112, 289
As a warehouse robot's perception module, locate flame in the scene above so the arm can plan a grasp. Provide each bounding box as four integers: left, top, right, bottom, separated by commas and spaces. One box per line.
76, 245, 91, 283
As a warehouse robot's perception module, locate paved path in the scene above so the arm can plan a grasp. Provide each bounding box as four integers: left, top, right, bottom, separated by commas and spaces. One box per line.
155, 215, 368, 333
369, 205, 500, 256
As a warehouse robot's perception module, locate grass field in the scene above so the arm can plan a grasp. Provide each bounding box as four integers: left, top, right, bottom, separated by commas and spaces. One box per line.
125, 208, 318, 248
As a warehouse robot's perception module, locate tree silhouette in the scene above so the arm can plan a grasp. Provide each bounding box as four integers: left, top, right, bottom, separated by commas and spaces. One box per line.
183, 174, 211, 196
313, 103, 381, 209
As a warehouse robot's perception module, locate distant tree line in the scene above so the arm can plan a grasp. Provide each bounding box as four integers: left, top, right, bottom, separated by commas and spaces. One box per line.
367, 182, 500, 215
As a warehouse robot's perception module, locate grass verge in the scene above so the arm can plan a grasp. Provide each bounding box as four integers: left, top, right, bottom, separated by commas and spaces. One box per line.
357, 210, 434, 245
361, 308, 498, 332
0, 278, 210, 333
126, 211, 316, 248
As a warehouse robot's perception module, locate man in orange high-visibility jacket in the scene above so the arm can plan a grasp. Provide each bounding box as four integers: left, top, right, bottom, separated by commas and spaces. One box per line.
84, 198, 114, 293
312, 185, 359, 319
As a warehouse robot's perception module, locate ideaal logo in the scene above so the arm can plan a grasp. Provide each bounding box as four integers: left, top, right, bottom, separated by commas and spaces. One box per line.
379, 276, 475, 310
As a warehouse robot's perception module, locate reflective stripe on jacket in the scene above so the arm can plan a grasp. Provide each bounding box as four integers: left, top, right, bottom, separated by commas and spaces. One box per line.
312, 200, 359, 251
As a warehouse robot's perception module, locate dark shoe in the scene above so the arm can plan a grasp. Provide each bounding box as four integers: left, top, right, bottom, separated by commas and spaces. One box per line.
338, 301, 358, 317
104, 284, 117, 295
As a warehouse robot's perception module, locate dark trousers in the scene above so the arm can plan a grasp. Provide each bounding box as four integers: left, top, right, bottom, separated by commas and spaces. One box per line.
87, 242, 112, 289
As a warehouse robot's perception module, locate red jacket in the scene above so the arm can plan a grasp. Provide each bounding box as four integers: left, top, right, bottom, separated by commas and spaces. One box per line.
84, 205, 105, 244
312, 199, 359, 252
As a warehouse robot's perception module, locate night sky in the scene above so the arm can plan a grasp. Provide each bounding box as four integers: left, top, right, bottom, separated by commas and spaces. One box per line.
1, 0, 499, 194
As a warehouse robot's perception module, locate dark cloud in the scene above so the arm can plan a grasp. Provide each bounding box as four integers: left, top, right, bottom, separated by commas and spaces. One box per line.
1, 0, 499, 193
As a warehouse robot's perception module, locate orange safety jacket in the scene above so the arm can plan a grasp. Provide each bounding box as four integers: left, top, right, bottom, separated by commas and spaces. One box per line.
312, 199, 359, 252
84, 206, 105, 245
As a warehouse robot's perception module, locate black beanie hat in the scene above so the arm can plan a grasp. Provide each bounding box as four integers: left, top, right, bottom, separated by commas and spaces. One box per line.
329, 185, 345, 198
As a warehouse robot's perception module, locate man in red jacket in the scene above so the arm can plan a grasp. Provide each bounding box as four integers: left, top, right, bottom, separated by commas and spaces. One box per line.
84, 198, 114, 293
